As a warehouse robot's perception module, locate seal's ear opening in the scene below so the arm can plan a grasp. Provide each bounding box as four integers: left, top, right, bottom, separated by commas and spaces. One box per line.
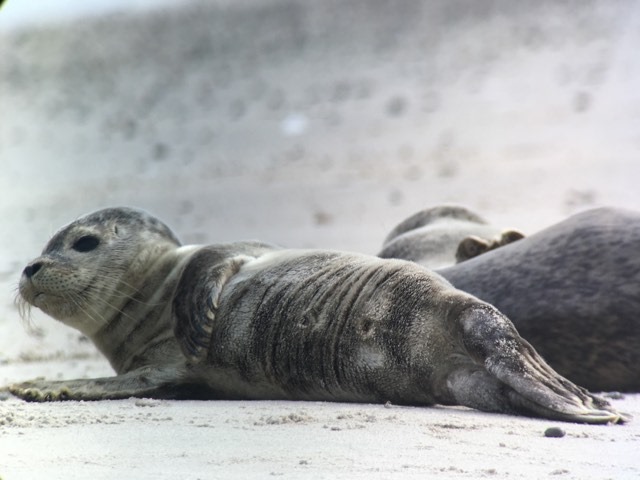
456, 236, 490, 263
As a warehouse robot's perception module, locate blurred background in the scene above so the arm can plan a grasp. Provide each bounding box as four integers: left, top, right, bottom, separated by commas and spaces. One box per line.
1, 0, 639, 373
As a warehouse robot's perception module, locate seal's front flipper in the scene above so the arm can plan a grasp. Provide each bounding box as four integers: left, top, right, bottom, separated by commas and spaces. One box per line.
173, 250, 256, 363
9, 366, 195, 402
454, 305, 629, 424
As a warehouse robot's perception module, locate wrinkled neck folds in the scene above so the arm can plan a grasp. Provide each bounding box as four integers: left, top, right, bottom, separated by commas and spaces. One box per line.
88, 245, 199, 373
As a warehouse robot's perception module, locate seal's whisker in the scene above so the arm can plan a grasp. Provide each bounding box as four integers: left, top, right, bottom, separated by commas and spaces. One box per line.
102, 290, 165, 307
88, 285, 165, 310
85, 290, 152, 326
92, 272, 141, 292
89, 272, 165, 308
66, 291, 106, 330
14, 290, 35, 330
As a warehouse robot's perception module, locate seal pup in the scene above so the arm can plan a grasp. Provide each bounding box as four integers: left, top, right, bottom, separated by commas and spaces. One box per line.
10, 207, 626, 423
379, 205, 524, 269
383, 206, 640, 392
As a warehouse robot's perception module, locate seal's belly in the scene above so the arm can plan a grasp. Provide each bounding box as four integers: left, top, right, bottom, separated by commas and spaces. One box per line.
204, 251, 448, 403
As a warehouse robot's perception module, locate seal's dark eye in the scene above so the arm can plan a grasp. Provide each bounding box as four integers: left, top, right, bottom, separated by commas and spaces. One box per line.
72, 235, 100, 252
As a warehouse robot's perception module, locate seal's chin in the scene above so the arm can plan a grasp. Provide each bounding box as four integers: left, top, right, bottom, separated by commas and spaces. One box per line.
31, 291, 45, 304
30, 293, 72, 319
19, 279, 109, 336
19, 288, 77, 322
30, 292, 54, 310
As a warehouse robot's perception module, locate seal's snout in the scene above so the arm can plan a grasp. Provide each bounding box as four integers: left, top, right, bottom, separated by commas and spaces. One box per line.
23, 261, 43, 279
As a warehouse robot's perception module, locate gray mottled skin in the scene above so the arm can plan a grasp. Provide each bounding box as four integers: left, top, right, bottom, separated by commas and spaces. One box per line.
379, 205, 524, 269
8, 208, 627, 424
435, 207, 640, 392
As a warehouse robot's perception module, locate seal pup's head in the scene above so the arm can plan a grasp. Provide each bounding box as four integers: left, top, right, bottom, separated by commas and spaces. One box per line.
18, 207, 181, 335
379, 205, 524, 268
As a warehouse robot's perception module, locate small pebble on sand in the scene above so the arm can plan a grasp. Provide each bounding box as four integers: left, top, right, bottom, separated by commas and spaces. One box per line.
544, 427, 566, 438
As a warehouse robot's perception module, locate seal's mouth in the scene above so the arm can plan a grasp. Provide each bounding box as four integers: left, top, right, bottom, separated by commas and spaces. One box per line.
30, 291, 56, 310
32, 291, 45, 305
25, 291, 73, 321
21, 288, 64, 312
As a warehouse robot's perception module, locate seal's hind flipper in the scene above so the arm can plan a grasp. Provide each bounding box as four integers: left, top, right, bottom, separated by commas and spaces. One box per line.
455, 236, 491, 262
452, 305, 628, 424
173, 250, 255, 363
455, 229, 525, 263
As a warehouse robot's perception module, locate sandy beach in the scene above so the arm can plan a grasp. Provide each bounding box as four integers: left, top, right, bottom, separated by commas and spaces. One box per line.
1, 1, 639, 478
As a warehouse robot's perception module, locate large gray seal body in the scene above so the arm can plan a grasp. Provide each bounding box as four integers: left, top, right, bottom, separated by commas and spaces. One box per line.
9, 207, 627, 424
437, 207, 640, 392
382, 206, 640, 392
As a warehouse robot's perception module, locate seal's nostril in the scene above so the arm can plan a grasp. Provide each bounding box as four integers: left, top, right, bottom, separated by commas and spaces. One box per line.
24, 262, 43, 278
